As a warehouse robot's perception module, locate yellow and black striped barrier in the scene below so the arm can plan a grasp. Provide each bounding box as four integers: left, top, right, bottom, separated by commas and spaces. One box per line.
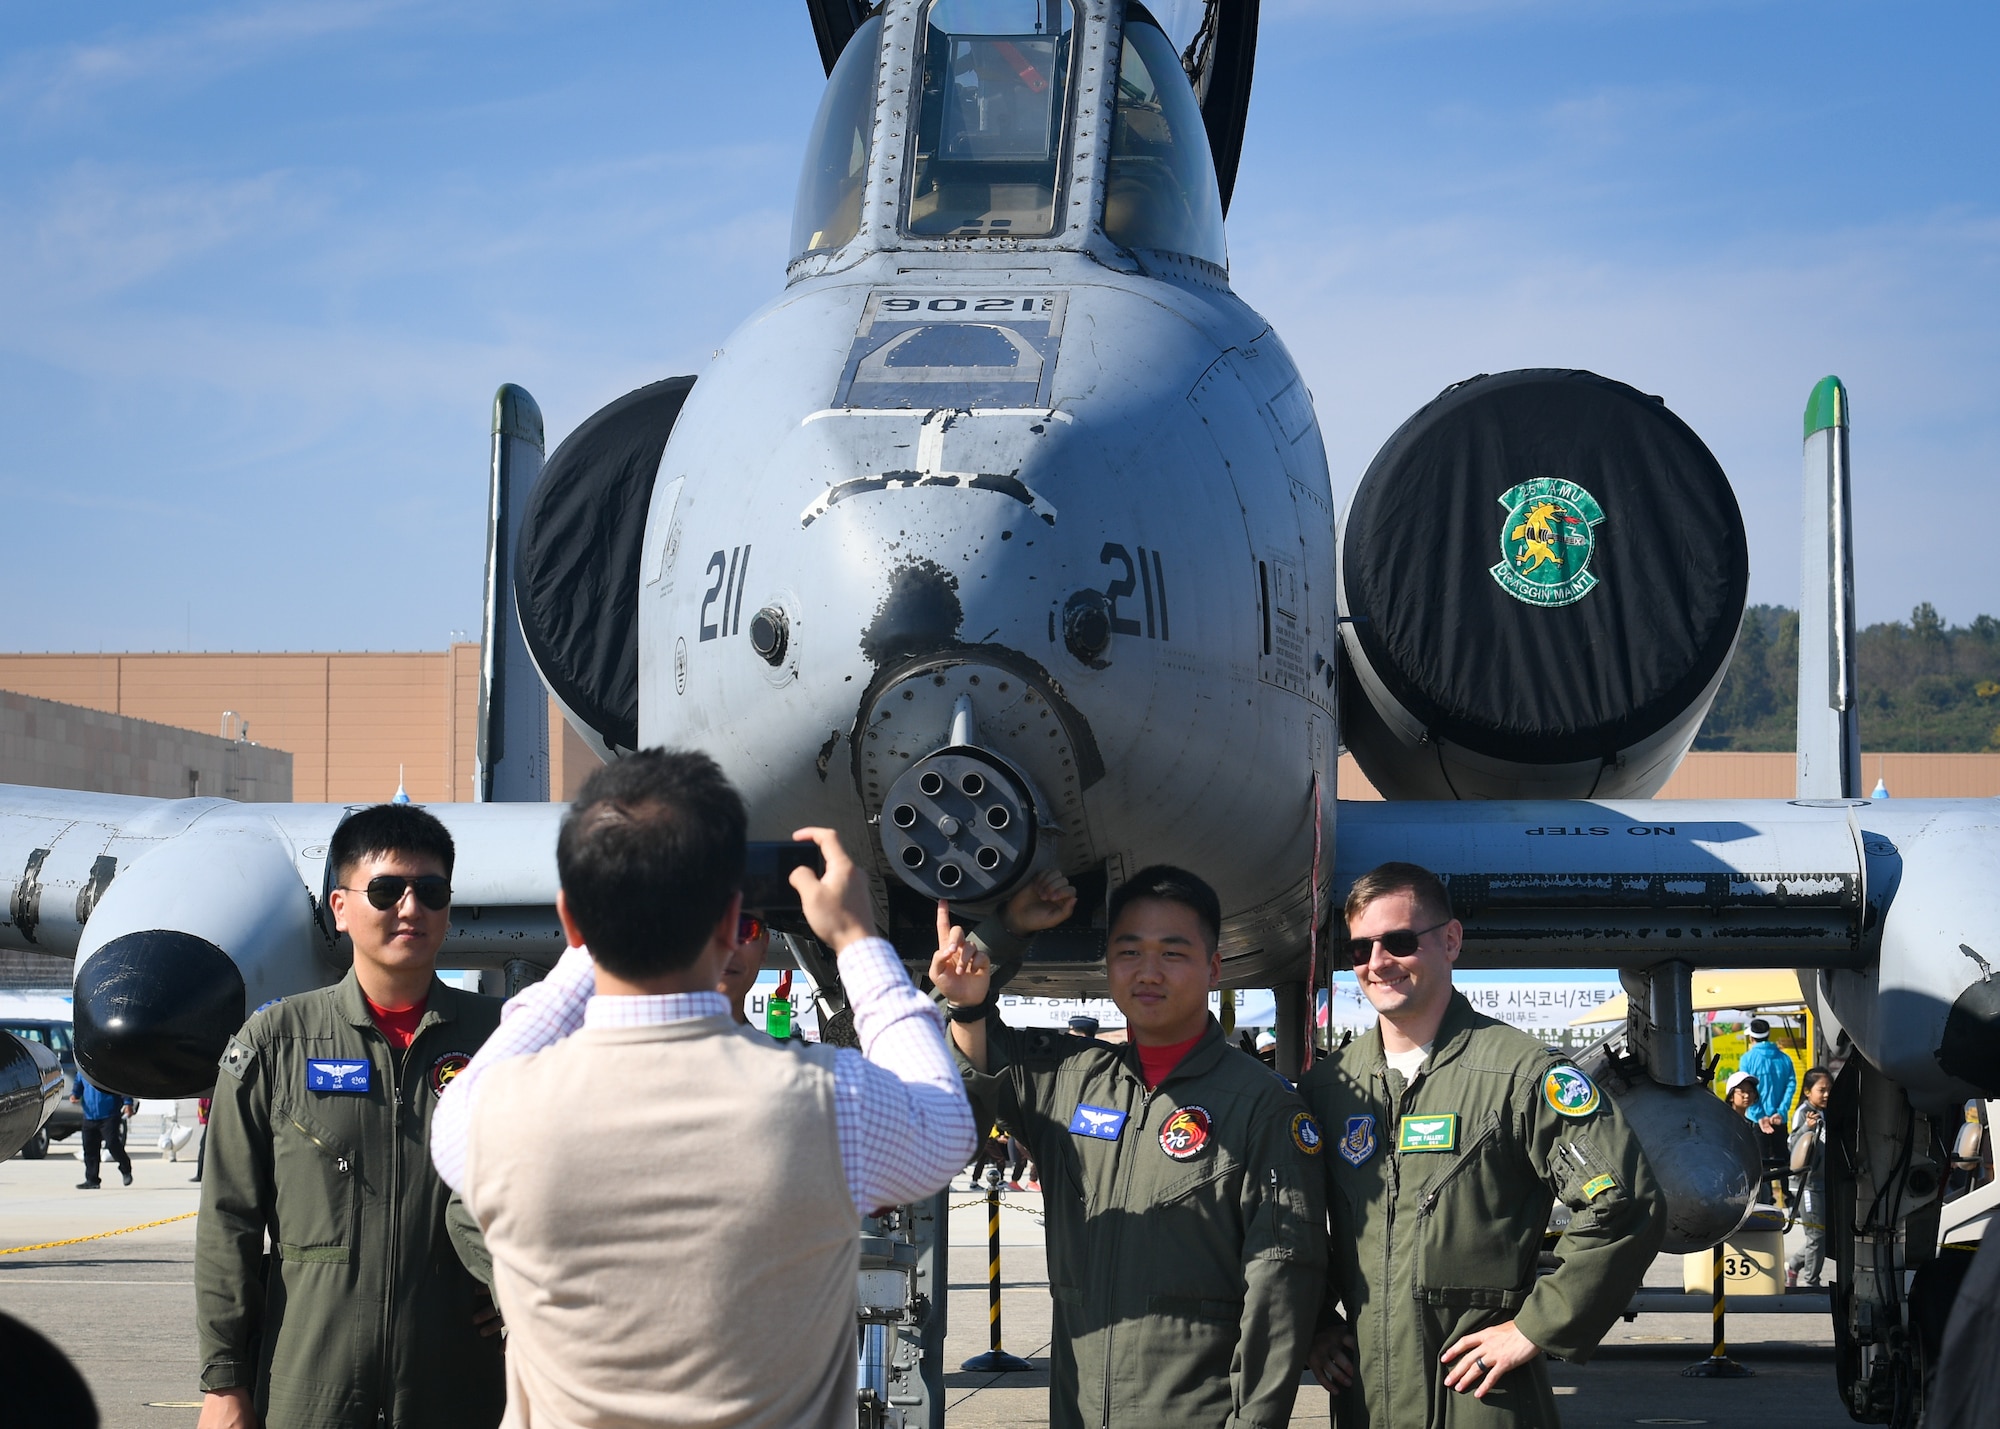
1681, 1242, 1753, 1378
959, 1177, 1034, 1373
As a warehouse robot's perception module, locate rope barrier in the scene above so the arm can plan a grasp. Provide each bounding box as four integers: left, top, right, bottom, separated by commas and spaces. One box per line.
0, 1210, 198, 1258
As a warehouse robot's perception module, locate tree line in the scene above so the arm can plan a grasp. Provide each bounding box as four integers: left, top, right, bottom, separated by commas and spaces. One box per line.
1695, 604, 2000, 752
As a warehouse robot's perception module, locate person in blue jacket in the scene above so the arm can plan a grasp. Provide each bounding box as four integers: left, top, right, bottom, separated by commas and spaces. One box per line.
1736, 1018, 1797, 1203
71, 1073, 137, 1189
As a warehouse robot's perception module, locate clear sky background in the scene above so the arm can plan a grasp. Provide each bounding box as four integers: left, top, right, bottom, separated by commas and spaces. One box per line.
2, 0, 1994, 654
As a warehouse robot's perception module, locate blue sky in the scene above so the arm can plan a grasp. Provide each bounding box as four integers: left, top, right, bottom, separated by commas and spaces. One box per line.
1, 0, 1993, 653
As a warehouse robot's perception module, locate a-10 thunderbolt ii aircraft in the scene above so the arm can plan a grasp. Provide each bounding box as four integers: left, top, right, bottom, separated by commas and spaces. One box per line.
1, 1, 1994, 1423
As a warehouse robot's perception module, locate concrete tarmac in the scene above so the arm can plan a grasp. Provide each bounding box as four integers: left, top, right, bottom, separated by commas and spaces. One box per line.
3, 1123, 1845, 1427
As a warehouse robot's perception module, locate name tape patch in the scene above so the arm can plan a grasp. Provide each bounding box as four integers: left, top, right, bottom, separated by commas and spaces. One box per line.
1398, 1113, 1458, 1153
306, 1059, 371, 1094
1068, 1104, 1127, 1141
1581, 1173, 1619, 1201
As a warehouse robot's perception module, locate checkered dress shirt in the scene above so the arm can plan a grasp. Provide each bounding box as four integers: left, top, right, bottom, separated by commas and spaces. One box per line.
430, 938, 974, 1215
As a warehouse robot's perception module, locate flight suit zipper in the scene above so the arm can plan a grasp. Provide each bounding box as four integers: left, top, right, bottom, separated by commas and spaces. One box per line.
379, 1028, 409, 1429
1102, 1082, 1157, 1429
282, 1112, 351, 1176
1378, 1068, 1402, 1429
1417, 1120, 1498, 1218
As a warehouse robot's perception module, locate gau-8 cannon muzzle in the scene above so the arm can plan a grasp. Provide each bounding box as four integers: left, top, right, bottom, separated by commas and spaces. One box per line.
880, 748, 1038, 902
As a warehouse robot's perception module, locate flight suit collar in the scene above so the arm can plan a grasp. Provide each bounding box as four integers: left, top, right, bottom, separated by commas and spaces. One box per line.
333, 964, 460, 1035
1111, 1015, 1229, 1090
1356, 988, 1480, 1082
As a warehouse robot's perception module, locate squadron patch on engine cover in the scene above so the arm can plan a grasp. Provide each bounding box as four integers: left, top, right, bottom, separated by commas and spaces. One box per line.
1490, 477, 1605, 608
1544, 1065, 1602, 1118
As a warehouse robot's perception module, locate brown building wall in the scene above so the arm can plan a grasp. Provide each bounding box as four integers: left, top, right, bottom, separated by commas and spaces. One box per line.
1335, 750, 2000, 801
0, 688, 291, 802
0, 648, 599, 805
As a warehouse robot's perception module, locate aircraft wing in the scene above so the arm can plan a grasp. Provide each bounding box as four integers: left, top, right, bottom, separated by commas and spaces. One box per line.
0, 784, 566, 1096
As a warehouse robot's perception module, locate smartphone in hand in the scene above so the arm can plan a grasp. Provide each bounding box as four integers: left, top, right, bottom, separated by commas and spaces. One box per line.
740, 841, 827, 931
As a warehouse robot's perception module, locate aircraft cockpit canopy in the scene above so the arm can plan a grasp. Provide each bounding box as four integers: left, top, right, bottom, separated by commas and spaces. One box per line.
792, 15, 883, 258
1104, 15, 1227, 268
905, 0, 1077, 239
794, 0, 1228, 269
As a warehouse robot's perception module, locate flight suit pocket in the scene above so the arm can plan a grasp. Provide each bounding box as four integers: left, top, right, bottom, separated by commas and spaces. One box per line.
1414, 1112, 1532, 1304
271, 1102, 357, 1259
1250, 1165, 1322, 1265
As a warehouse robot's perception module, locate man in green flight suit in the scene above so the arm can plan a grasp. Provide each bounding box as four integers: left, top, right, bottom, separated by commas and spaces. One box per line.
195, 804, 505, 1429
1300, 861, 1665, 1428
933, 864, 1327, 1429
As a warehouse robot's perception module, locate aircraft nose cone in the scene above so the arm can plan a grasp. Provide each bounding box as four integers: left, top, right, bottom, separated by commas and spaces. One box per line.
74, 931, 246, 1098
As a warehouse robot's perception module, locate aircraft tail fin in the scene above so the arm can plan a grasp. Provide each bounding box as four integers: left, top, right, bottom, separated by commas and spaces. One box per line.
1794, 376, 1862, 799
476, 384, 551, 802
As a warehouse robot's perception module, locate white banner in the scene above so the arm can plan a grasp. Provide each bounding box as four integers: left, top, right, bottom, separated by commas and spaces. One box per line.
1325, 977, 1619, 1034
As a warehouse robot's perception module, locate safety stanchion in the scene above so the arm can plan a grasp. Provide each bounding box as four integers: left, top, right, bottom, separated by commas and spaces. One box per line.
960, 1177, 1033, 1373
1682, 1243, 1753, 1378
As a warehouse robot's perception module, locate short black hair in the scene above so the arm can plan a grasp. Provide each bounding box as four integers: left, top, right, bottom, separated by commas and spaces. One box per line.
329, 804, 456, 887
1107, 865, 1221, 951
557, 748, 747, 980
1804, 1066, 1833, 1093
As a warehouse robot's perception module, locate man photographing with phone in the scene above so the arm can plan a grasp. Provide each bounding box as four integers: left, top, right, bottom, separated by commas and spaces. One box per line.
430, 749, 974, 1428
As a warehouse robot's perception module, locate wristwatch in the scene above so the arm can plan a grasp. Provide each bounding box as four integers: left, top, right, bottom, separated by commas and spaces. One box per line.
944, 997, 996, 1024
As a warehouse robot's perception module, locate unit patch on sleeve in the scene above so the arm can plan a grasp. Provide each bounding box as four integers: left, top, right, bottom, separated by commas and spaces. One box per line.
1397, 1113, 1458, 1152
1581, 1173, 1619, 1201
1339, 1115, 1378, 1166
1543, 1065, 1602, 1118
306, 1059, 372, 1094
429, 1052, 471, 1097
1159, 1106, 1212, 1161
218, 1037, 257, 1082
1290, 1111, 1324, 1156
1068, 1104, 1127, 1141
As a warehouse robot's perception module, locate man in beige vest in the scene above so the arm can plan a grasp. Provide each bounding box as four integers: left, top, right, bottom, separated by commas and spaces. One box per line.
430, 749, 975, 1429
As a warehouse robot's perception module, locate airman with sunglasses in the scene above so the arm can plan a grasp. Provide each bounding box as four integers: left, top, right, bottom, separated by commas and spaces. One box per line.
195, 804, 505, 1429
1296, 861, 1665, 1429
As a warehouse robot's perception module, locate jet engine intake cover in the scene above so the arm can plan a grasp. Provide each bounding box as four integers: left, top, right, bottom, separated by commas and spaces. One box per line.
514, 377, 695, 755
1342, 369, 1747, 768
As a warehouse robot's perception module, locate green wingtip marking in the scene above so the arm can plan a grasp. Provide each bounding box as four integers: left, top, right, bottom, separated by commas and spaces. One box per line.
492, 383, 546, 449
1804, 376, 1847, 438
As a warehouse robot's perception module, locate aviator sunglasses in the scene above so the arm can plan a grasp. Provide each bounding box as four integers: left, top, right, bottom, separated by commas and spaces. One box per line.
1345, 917, 1450, 965
737, 914, 767, 943
340, 874, 452, 911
